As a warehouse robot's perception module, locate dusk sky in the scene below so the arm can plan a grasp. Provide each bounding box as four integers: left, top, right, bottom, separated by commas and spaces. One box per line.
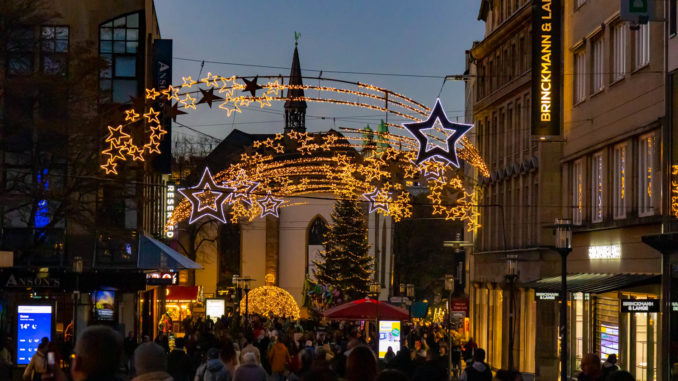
155, 1, 485, 141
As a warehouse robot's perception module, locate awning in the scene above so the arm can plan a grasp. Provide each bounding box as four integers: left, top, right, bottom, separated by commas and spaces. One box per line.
137, 234, 202, 270
166, 286, 199, 302
523, 273, 660, 294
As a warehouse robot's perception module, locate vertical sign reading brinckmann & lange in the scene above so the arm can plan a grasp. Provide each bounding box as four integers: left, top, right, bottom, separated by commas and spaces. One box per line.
153, 39, 173, 174
531, 0, 561, 136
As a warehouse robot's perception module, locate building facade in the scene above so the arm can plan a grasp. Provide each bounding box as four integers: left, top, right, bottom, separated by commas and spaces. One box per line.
0, 0, 167, 346
559, 0, 665, 379
467, 0, 564, 376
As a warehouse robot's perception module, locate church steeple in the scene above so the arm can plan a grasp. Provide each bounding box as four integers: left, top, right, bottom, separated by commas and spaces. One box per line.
284, 36, 307, 133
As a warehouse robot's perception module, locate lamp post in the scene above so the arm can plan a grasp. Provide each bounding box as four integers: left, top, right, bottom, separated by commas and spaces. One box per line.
444, 274, 455, 378
72, 256, 83, 342
554, 218, 573, 381
505, 253, 519, 371
370, 281, 380, 348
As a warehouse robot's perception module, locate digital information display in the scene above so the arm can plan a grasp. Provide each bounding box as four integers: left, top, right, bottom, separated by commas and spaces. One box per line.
378, 320, 401, 359
17, 305, 52, 365
94, 290, 116, 321
600, 324, 619, 358
205, 299, 225, 322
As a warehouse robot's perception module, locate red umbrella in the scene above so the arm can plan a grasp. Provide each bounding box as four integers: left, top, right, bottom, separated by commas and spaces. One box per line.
322, 297, 410, 321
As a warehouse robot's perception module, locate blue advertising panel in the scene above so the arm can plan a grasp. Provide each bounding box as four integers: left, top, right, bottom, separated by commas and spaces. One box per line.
17, 305, 52, 365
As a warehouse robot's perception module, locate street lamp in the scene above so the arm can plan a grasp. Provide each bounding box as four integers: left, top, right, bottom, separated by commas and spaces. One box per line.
370, 282, 381, 351
444, 274, 455, 378
554, 218, 573, 381
72, 256, 83, 342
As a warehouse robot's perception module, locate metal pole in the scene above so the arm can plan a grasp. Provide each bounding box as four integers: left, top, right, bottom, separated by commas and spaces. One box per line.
245, 285, 249, 321
448, 287, 452, 378
508, 277, 515, 371
560, 249, 569, 381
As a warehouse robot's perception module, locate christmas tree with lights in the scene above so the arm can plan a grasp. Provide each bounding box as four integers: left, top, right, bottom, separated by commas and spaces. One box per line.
314, 198, 372, 301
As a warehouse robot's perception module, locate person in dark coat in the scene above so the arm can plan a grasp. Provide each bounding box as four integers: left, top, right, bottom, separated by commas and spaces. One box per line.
168, 338, 194, 381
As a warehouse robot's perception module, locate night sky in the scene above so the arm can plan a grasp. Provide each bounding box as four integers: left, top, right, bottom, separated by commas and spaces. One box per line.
155, 0, 485, 140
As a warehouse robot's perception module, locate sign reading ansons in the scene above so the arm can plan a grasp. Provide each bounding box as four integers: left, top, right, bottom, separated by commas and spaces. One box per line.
531, 0, 561, 137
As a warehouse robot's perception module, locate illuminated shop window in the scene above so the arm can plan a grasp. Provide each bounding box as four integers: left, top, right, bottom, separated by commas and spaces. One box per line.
634, 23, 650, 69
613, 143, 628, 219
591, 152, 604, 223
572, 159, 584, 225
638, 132, 657, 217
612, 22, 627, 82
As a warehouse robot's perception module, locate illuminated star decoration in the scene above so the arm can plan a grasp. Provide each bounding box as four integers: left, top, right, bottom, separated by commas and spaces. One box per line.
257, 191, 284, 218
403, 98, 473, 167
242, 76, 263, 96
178, 167, 234, 224
363, 187, 392, 213
225, 170, 260, 205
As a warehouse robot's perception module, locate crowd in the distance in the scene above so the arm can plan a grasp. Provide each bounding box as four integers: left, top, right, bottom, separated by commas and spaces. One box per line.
8, 313, 641, 381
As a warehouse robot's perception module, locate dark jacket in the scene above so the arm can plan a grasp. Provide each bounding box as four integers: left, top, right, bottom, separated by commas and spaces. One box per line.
168, 349, 194, 381
195, 359, 231, 381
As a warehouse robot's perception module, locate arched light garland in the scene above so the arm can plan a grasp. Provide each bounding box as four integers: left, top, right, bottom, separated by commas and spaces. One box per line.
100, 73, 488, 231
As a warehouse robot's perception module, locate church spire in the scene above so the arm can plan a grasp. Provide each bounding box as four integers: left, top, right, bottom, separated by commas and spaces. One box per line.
284, 33, 307, 133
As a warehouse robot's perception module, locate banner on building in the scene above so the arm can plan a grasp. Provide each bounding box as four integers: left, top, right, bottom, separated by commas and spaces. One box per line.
531, 0, 561, 137
153, 39, 173, 174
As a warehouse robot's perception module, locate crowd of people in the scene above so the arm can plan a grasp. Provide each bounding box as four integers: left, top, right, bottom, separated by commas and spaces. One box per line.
5, 314, 642, 381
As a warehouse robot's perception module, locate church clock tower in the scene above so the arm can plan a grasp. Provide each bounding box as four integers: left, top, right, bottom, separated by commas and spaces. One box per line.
284, 38, 307, 133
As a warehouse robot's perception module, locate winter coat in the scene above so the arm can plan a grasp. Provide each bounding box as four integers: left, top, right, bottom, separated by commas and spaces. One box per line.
459, 361, 492, 381
194, 359, 232, 381
232, 363, 267, 381
267, 343, 290, 373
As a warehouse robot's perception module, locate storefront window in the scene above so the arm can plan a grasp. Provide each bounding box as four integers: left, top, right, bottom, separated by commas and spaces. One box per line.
575, 293, 584, 362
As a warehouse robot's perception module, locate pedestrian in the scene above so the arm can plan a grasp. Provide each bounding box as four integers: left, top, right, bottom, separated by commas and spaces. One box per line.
0, 336, 12, 381
239, 336, 260, 365
459, 348, 492, 381
384, 346, 396, 363
345, 345, 377, 381
267, 336, 290, 381
301, 368, 338, 381
578, 353, 603, 381
232, 352, 267, 381
412, 350, 447, 381
23, 341, 48, 381
601, 354, 619, 381
132, 342, 173, 381
607, 370, 635, 381
70, 325, 124, 381
168, 338, 194, 381
375, 369, 409, 381
463, 338, 477, 364
194, 348, 231, 381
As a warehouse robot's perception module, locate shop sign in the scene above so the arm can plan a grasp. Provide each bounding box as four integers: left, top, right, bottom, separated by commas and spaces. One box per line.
621, 299, 659, 313
165, 182, 176, 239
4, 274, 61, 288
205, 299, 225, 321
588, 245, 621, 259
536, 292, 559, 300
146, 272, 178, 285
449, 298, 469, 314
531, 0, 561, 137
672, 301, 678, 312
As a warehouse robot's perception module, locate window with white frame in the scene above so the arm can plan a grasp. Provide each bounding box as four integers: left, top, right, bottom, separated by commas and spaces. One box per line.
574, 50, 586, 103
591, 152, 604, 223
613, 143, 628, 219
572, 159, 584, 225
612, 22, 627, 81
592, 35, 604, 93
638, 132, 657, 216
634, 23, 650, 69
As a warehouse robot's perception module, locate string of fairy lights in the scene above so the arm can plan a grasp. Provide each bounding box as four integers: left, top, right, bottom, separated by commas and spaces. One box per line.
100, 73, 489, 232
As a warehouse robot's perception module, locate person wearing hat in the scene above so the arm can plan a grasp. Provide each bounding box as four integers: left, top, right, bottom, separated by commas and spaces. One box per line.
601, 354, 619, 381
194, 348, 231, 381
